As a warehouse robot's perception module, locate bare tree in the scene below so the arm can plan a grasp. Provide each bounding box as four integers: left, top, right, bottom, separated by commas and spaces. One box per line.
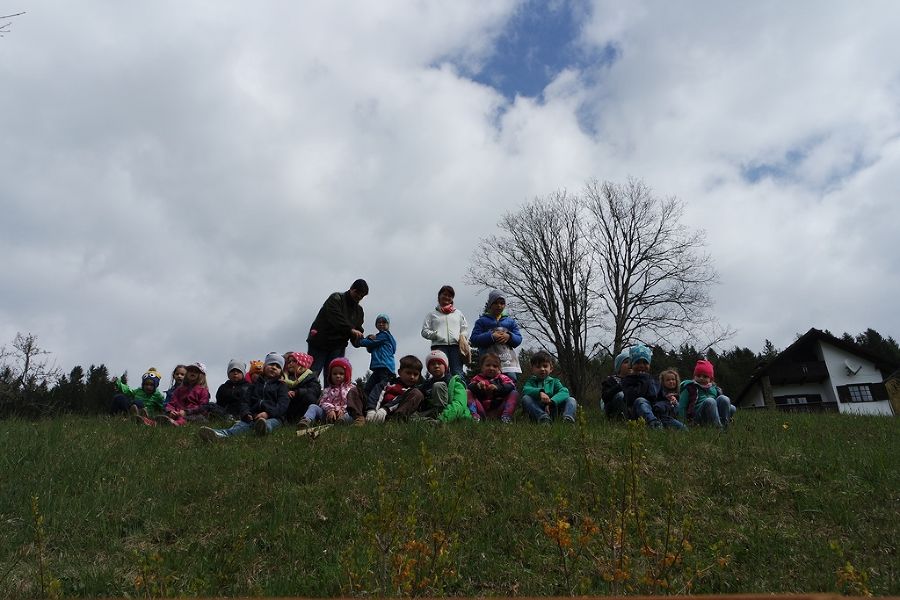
585, 178, 730, 355
0, 11, 25, 37
467, 191, 600, 398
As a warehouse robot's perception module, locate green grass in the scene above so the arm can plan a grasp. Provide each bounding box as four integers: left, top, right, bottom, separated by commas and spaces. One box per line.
0, 410, 897, 597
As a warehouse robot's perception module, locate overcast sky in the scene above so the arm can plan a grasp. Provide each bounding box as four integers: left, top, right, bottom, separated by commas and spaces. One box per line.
2, 1, 898, 385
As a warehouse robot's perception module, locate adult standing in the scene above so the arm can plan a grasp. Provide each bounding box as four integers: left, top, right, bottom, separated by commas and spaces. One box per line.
421, 285, 470, 378
306, 279, 368, 382
470, 290, 523, 381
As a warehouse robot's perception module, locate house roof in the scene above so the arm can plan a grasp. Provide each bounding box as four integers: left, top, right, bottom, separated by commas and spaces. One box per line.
736, 328, 899, 405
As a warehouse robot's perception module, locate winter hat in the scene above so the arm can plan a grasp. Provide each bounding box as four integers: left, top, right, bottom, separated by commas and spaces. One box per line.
294, 352, 314, 370
187, 362, 207, 375
226, 359, 246, 375
141, 368, 162, 388
264, 352, 285, 369
376, 313, 390, 324
487, 290, 505, 306
327, 357, 353, 383
426, 349, 449, 370
614, 348, 631, 373
629, 344, 652, 366
694, 359, 714, 379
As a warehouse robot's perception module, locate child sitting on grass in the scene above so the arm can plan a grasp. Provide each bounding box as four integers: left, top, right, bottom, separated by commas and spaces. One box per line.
156, 362, 210, 426
620, 344, 665, 429
601, 348, 630, 420
521, 351, 576, 424
678, 359, 736, 429
655, 368, 686, 430
358, 313, 397, 398
297, 357, 363, 428
199, 353, 290, 440
112, 368, 165, 421
214, 359, 249, 420
366, 355, 425, 423
164, 365, 187, 407
467, 352, 518, 423
283, 352, 322, 423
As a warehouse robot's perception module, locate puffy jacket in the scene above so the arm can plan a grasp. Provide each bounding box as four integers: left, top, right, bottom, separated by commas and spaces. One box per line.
358, 330, 397, 371
421, 308, 468, 346
240, 376, 290, 420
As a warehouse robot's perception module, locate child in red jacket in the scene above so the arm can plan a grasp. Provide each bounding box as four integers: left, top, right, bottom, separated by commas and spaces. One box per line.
467, 352, 518, 423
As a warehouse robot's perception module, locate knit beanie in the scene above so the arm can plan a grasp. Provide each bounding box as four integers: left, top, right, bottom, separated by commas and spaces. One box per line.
376, 313, 390, 324
613, 348, 631, 373
141, 368, 162, 388
485, 290, 506, 312
294, 352, 314, 370
629, 344, 652, 366
264, 352, 285, 369
226, 359, 246, 375
694, 359, 714, 379
426, 349, 449, 370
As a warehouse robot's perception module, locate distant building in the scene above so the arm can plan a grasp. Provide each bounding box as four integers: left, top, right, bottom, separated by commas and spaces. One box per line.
736, 328, 896, 416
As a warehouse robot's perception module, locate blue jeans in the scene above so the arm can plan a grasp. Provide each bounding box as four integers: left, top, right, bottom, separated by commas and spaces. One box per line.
521, 394, 577, 422
215, 417, 282, 437
111, 393, 143, 414
302, 404, 352, 425
695, 395, 735, 428
431, 345, 466, 379
631, 397, 662, 428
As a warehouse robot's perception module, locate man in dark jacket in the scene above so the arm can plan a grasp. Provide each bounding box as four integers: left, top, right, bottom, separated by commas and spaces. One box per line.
306, 279, 368, 381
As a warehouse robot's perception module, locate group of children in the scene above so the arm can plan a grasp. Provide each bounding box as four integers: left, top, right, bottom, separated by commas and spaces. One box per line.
111, 346, 583, 440
111, 296, 734, 438
600, 343, 736, 430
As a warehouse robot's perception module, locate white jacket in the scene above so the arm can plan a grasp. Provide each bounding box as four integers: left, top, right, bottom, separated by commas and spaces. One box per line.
421, 307, 469, 346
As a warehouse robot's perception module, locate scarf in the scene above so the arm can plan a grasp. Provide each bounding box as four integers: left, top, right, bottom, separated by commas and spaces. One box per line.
438, 304, 455, 314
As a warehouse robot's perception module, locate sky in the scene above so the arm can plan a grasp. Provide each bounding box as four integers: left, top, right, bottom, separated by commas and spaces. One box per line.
2, 1, 899, 385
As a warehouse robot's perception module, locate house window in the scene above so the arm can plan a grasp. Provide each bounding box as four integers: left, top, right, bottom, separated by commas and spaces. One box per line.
836, 383, 888, 403
775, 394, 822, 406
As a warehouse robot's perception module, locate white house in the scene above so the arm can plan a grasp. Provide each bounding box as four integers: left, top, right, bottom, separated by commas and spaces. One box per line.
736, 328, 895, 416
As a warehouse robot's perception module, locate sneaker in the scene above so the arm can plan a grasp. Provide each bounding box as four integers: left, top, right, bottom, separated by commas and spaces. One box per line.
154, 414, 174, 426
500, 415, 513, 424
198, 426, 224, 442
254, 418, 268, 436
539, 417, 552, 426
128, 404, 140, 418
563, 415, 576, 424
471, 413, 481, 422
297, 418, 312, 430
139, 407, 150, 419
353, 416, 366, 426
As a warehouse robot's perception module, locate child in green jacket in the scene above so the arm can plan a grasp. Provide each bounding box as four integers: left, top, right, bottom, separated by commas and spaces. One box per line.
112, 368, 165, 420
521, 351, 577, 424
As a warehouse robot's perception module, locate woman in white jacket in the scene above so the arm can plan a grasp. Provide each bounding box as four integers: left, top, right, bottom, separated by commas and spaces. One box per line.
421, 285, 470, 378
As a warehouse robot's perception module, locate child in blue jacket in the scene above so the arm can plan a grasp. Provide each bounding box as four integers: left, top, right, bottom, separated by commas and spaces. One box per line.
358, 313, 397, 397
470, 290, 523, 381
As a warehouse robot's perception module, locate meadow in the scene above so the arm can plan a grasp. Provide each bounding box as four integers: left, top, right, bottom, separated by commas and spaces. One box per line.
0, 410, 897, 598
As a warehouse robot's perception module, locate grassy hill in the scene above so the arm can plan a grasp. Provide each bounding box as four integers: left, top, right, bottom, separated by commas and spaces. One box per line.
1, 410, 897, 598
